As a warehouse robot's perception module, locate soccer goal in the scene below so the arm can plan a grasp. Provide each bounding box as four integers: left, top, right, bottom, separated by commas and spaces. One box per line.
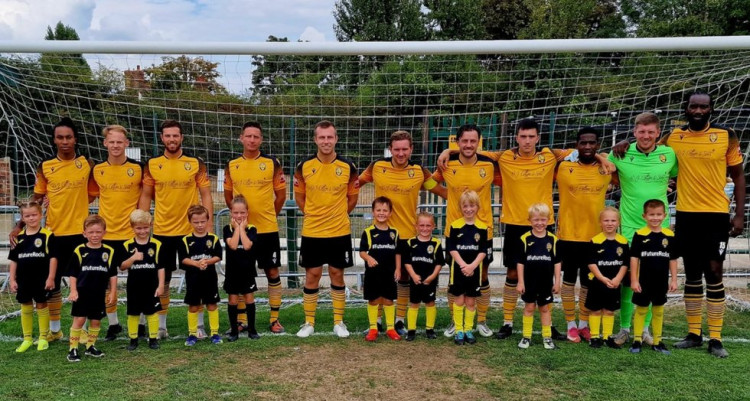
0, 37, 749, 320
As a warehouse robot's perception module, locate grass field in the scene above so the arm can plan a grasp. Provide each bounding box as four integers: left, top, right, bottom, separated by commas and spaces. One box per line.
1, 300, 749, 401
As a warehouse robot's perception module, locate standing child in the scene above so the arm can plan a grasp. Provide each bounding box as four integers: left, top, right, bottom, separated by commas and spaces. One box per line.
223, 195, 260, 341
629, 199, 678, 354
66, 215, 118, 362
446, 190, 490, 345
8, 200, 57, 352
586, 207, 629, 348
517, 203, 561, 350
121, 209, 165, 351
403, 212, 445, 341
360, 196, 401, 341
179, 205, 223, 346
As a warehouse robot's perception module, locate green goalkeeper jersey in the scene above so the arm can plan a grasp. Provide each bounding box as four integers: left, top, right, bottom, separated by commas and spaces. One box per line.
608, 145, 678, 240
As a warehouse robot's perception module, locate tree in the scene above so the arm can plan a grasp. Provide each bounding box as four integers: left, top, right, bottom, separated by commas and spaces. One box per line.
423, 0, 487, 40
518, 0, 625, 39
481, 0, 532, 40
145, 55, 226, 94
622, 0, 750, 37
39, 21, 91, 78
333, 0, 429, 41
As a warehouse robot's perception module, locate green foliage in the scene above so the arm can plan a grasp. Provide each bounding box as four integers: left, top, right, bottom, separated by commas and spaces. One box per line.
481, 0, 532, 40
423, 0, 487, 40
519, 0, 625, 39
333, 0, 430, 41
145, 55, 227, 94
622, 0, 750, 37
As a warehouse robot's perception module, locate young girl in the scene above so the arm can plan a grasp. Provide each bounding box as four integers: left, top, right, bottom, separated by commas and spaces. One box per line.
586, 207, 629, 348
446, 190, 490, 345
223, 195, 259, 341
8, 200, 57, 352
517, 203, 561, 350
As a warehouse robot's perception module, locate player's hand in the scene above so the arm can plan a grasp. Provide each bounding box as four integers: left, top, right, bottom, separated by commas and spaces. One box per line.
198, 260, 208, 269
605, 279, 615, 288
132, 250, 144, 261
669, 280, 678, 293
394, 268, 401, 282
517, 283, 525, 294
437, 149, 451, 170
45, 278, 55, 290
730, 214, 744, 237
9, 280, 17, 293
611, 140, 630, 159
155, 286, 164, 297
423, 278, 431, 285
366, 258, 378, 268
68, 291, 79, 302
631, 282, 641, 293
600, 159, 617, 175
411, 274, 421, 285
231, 218, 239, 229
9, 226, 21, 248
552, 283, 560, 294
108, 293, 117, 305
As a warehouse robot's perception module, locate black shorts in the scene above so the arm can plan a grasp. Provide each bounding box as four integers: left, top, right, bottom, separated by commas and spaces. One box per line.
255, 232, 282, 270
299, 235, 353, 268
152, 234, 185, 272
410, 281, 438, 304
559, 240, 591, 287
55, 234, 86, 285
184, 279, 221, 306
448, 265, 481, 298
502, 224, 529, 269
16, 278, 48, 304
585, 280, 621, 311
363, 266, 397, 301
102, 239, 127, 270
521, 273, 554, 306
676, 211, 730, 262
126, 290, 162, 316
223, 276, 258, 295
71, 290, 106, 320
632, 279, 668, 307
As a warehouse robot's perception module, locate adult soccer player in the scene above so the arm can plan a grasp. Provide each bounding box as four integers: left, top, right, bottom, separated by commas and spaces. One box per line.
359, 130, 446, 334
91, 125, 143, 341
138, 119, 213, 339
224, 121, 287, 333
556, 127, 611, 342
10, 117, 96, 341
608, 112, 677, 346
294, 120, 360, 338
432, 124, 501, 338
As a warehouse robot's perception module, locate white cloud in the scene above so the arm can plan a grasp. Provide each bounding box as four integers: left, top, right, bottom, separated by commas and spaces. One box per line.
300, 26, 326, 42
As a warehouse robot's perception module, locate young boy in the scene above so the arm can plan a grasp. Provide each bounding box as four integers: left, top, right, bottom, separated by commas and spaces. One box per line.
66, 215, 118, 362
8, 200, 57, 352
629, 199, 678, 355
404, 212, 445, 341
360, 196, 401, 341
179, 205, 223, 346
517, 203, 561, 350
446, 190, 490, 346
586, 207, 629, 348
120, 209, 165, 351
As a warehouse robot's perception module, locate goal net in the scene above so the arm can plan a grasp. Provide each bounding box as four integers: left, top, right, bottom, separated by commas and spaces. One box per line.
1, 39, 749, 320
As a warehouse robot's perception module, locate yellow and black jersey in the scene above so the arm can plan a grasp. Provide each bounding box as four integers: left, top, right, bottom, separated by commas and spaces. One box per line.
662, 124, 744, 213
92, 158, 143, 241
588, 233, 629, 279
222, 224, 258, 276
432, 154, 501, 236
224, 153, 286, 234
123, 237, 163, 288
446, 218, 491, 273
556, 161, 612, 242
404, 237, 445, 280
178, 232, 222, 282
143, 152, 211, 236
631, 227, 676, 281
68, 244, 117, 291
519, 230, 560, 272
491, 148, 572, 226
8, 228, 56, 282
359, 158, 436, 238
294, 155, 359, 238
33, 155, 96, 236
360, 225, 399, 270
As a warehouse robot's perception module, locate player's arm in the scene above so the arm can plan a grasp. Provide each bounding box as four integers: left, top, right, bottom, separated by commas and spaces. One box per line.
449, 250, 467, 267
238, 226, 254, 250
394, 252, 402, 281
68, 276, 79, 301
225, 225, 241, 250
357, 162, 375, 188
629, 256, 641, 293
552, 262, 562, 294
612, 264, 628, 287
293, 164, 306, 213
668, 259, 678, 292
588, 263, 607, 284
8, 261, 17, 292
465, 251, 486, 275
138, 184, 154, 211
272, 159, 287, 215
516, 262, 525, 294
199, 185, 214, 232
359, 230, 377, 268
223, 189, 233, 209
405, 263, 420, 284
426, 264, 441, 285
728, 163, 746, 236
155, 267, 165, 297
46, 257, 57, 291
107, 275, 118, 305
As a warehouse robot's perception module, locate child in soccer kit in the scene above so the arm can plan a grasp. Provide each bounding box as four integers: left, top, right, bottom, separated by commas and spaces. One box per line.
223, 195, 260, 341
120, 210, 165, 351
629, 199, 678, 355
403, 212, 445, 341
8, 200, 57, 352
586, 207, 629, 349
360, 196, 401, 341
66, 215, 118, 362
446, 190, 490, 346
517, 203, 562, 350
179, 205, 223, 346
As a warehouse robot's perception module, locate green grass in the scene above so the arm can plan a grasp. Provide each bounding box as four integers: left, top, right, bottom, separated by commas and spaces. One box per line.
0, 302, 749, 400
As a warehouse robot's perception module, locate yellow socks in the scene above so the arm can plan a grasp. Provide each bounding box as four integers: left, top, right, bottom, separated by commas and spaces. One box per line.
69, 328, 81, 350
425, 306, 437, 330
331, 285, 346, 325
384, 304, 396, 331
578, 286, 590, 324
208, 309, 220, 336
589, 314, 602, 339
464, 308, 476, 331
561, 283, 576, 323
147, 314, 159, 339
706, 282, 725, 341
651, 305, 665, 344
522, 315, 533, 338
396, 282, 409, 321
453, 304, 464, 332
37, 306, 49, 340
20, 304, 33, 341
407, 307, 419, 331
303, 287, 319, 326
367, 304, 379, 329
187, 311, 199, 336
236, 299, 247, 326
127, 315, 140, 339
503, 280, 518, 324
602, 314, 615, 339
87, 327, 100, 348
542, 325, 551, 339
633, 306, 648, 342
268, 276, 282, 323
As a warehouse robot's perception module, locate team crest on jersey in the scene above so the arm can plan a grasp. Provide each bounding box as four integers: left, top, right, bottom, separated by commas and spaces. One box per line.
629, 156, 635, 162
259, 162, 267, 171
546, 243, 552, 252
569, 167, 574, 173
127, 168, 135, 177
335, 167, 343, 176
662, 238, 668, 248
100, 170, 104, 175
148, 248, 155, 257
272, 253, 277, 264
184, 162, 192, 171
709, 133, 718, 143
427, 245, 434, 254
537, 154, 546, 163
34, 238, 42, 248
474, 233, 480, 242
408, 169, 415, 178
390, 232, 396, 240
75, 159, 83, 169
659, 154, 667, 163
382, 167, 387, 173
344, 252, 350, 263
102, 252, 109, 262
206, 240, 212, 248
616, 247, 623, 256
479, 168, 486, 178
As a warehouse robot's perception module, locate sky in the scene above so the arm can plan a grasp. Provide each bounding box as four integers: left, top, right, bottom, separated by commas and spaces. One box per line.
0, 0, 339, 92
